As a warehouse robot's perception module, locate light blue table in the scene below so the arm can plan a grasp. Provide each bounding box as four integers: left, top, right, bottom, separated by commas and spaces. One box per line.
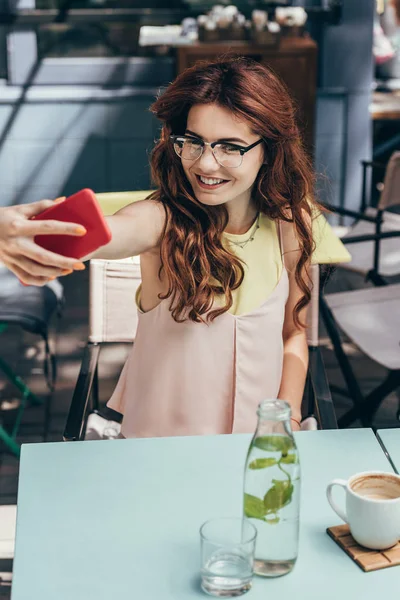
12, 429, 398, 600
377, 428, 400, 474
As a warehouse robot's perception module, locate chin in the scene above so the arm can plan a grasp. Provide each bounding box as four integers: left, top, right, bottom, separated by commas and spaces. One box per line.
195, 194, 229, 207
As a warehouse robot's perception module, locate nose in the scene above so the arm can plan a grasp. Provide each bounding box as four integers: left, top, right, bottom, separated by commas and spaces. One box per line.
196, 145, 220, 172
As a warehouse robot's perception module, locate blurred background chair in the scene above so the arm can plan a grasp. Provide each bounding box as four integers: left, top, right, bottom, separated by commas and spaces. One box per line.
0, 266, 64, 456
63, 191, 346, 441
320, 152, 400, 429
326, 150, 400, 285
321, 281, 400, 428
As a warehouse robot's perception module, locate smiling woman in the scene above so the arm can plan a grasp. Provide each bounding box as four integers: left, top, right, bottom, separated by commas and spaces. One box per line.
0, 56, 321, 439
178, 105, 265, 213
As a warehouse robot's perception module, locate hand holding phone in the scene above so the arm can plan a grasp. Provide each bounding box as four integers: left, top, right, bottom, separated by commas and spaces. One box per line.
32, 188, 112, 259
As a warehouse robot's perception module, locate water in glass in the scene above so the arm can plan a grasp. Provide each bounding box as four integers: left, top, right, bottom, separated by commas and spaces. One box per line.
200, 517, 257, 597
201, 549, 253, 596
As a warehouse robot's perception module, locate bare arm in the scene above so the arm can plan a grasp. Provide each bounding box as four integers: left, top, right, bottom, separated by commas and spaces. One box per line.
0, 197, 166, 285
84, 199, 166, 261
277, 218, 311, 430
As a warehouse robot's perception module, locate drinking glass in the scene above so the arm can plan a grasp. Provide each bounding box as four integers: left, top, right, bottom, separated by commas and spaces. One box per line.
200, 517, 257, 597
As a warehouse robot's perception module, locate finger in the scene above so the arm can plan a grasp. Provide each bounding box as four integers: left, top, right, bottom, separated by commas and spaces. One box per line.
20, 199, 61, 218
11, 255, 65, 278
20, 240, 86, 271
9, 262, 50, 287
18, 219, 87, 238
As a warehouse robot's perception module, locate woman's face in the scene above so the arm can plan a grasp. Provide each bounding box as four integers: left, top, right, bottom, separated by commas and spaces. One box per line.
180, 103, 264, 211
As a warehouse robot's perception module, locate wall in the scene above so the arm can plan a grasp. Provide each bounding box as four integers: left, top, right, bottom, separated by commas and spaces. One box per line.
0, 0, 375, 213
0, 87, 165, 207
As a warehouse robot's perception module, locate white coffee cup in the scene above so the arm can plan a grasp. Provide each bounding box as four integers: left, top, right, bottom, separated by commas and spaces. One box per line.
326, 471, 400, 550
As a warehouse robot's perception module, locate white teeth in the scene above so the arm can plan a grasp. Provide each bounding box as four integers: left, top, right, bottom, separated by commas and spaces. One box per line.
199, 176, 225, 185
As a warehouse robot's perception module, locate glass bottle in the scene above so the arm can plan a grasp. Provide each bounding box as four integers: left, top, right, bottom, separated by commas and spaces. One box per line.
243, 399, 300, 577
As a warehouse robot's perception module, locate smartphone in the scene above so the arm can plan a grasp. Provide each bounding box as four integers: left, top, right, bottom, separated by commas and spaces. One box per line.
32, 188, 112, 259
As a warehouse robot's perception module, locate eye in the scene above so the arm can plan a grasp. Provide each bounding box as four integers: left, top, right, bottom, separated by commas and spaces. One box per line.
219, 143, 241, 154
186, 138, 203, 149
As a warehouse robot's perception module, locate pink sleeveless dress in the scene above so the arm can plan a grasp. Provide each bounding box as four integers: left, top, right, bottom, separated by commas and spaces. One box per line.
107, 222, 289, 438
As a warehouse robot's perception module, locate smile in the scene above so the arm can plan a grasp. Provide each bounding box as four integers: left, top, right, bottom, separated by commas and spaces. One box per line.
195, 174, 230, 189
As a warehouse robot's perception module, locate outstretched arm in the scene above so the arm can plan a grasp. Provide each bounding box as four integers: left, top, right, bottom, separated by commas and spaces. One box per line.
0, 197, 166, 286
85, 199, 166, 261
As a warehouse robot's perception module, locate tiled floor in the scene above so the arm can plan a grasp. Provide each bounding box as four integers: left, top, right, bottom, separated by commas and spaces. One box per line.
0, 265, 399, 598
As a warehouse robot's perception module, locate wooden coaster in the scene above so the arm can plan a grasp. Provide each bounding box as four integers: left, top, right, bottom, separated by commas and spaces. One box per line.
327, 524, 400, 572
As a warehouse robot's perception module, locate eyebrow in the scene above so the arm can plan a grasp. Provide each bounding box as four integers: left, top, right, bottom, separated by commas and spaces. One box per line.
185, 129, 248, 145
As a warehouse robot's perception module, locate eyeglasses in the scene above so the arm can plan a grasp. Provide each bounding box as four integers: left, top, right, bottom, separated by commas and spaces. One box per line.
170, 135, 263, 169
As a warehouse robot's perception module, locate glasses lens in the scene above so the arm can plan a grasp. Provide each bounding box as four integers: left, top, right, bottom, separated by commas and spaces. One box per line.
173, 137, 203, 161
214, 143, 242, 168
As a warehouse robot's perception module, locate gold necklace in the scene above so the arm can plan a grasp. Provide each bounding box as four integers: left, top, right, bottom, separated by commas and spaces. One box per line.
227, 214, 260, 249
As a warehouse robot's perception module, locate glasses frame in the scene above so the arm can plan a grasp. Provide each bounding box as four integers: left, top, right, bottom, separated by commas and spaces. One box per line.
170, 135, 263, 168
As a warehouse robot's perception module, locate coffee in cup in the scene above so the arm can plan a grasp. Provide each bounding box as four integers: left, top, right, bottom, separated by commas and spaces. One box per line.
326, 471, 400, 550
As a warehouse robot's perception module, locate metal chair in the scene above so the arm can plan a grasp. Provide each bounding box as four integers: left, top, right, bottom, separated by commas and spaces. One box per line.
318, 152, 400, 428
327, 150, 400, 285
319, 152, 400, 428
320, 281, 400, 428
0, 265, 64, 456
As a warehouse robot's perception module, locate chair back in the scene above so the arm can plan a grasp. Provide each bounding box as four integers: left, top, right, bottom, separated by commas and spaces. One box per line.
378, 151, 400, 210
89, 258, 141, 343
88, 258, 320, 347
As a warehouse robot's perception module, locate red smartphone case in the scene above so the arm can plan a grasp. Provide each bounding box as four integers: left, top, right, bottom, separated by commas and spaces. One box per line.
32, 188, 112, 259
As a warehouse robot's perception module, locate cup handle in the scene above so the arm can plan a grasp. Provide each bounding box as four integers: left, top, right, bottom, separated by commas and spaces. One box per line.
326, 479, 348, 523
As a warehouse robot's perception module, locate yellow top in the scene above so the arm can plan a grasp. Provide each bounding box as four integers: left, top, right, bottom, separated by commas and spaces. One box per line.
223, 213, 282, 315
96, 191, 352, 316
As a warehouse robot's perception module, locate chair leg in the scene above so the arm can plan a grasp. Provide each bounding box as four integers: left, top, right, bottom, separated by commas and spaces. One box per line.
365, 270, 387, 287
42, 333, 58, 441
43, 390, 54, 442
308, 346, 338, 429
303, 365, 314, 417
92, 364, 99, 412
0, 425, 20, 457
339, 371, 400, 428
0, 356, 41, 406
319, 295, 370, 427
0, 385, 31, 457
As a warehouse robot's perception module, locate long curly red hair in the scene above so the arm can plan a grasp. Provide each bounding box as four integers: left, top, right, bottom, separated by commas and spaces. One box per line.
149, 56, 318, 325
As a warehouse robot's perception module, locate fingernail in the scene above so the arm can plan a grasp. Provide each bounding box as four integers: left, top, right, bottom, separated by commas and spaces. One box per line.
61, 269, 73, 275
73, 262, 86, 271
49, 276, 56, 281
54, 196, 66, 203
75, 226, 87, 236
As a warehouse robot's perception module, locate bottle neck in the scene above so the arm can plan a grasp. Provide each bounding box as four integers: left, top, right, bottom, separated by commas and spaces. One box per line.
254, 418, 292, 437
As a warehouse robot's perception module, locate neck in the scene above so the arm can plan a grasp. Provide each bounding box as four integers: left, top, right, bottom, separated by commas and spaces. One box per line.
225, 200, 258, 235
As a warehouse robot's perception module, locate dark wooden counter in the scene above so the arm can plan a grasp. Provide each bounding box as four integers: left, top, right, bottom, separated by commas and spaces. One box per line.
371, 91, 400, 121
